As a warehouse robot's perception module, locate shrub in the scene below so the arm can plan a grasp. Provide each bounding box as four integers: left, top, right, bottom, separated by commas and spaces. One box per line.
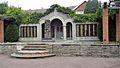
5, 24, 19, 42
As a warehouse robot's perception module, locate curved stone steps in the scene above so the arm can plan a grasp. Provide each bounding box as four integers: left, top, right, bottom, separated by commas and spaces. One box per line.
11, 53, 55, 58
11, 44, 55, 58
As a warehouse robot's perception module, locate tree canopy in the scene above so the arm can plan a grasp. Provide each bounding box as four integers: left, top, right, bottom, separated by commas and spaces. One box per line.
84, 0, 100, 14
0, 2, 8, 14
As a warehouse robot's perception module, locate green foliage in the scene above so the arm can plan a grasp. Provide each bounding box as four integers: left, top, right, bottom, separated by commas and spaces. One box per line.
45, 4, 75, 16
84, 0, 100, 14
29, 12, 44, 24
73, 14, 98, 22
5, 24, 19, 42
0, 2, 8, 14
4, 6, 30, 25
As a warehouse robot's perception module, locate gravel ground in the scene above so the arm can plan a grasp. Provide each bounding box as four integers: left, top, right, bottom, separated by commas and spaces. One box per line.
0, 55, 120, 68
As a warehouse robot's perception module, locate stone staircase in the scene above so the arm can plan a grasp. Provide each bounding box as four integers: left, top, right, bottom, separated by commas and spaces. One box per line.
11, 44, 55, 58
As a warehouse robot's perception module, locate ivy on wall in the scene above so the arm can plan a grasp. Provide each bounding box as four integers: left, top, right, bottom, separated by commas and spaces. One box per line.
72, 14, 98, 23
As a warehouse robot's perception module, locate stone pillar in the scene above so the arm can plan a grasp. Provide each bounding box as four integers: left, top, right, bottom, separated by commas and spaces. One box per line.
63, 26, 66, 40
93, 24, 95, 36
81, 25, 83, 36
24, 27, 26, 37
116, 9, 120, 42
34, 26, 36, 37
27, 26, 29, 37
39, 24, 42, 41
88, 24, 91, 36
44, 20, 51, 39
102, 2, 109, 44
85, 25, 87, 36
31, 26, 33, 37
0, 20, 4, 42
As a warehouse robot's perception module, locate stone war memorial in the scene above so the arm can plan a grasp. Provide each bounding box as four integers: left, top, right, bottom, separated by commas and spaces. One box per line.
0, 0, 120, 58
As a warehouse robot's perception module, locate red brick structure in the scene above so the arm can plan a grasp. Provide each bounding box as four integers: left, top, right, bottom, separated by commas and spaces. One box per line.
0, 19, 4, 42
102, 3, 109, 44
73, 1, 87, 14
116, 9, 120, 41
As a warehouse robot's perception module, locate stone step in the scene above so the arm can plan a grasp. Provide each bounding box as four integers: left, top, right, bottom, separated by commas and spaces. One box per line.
11, 44, 55, 58
25, 45, 47, 48
11, 53, 55, 58
22, 48, 46, 50
17, 51, 49, 54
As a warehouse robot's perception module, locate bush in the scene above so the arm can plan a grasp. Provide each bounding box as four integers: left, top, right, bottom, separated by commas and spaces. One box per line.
5, 24, 19, 42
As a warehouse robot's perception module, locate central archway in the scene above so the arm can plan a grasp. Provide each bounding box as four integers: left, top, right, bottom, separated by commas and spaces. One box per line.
51, 19, 63, 39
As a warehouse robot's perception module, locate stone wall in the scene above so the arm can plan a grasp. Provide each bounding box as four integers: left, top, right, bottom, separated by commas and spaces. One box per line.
0, 43, 120, 58
0, 43, 25, 55
48, 44, 120, 57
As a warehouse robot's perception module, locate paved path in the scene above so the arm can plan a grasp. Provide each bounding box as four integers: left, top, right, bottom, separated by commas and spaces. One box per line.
0, 55, 120, 68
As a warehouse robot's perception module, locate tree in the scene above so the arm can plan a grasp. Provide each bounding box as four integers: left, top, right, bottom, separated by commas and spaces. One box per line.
0, 2, 8, 14
84, 0, 100, 14
4, 6, 34, 25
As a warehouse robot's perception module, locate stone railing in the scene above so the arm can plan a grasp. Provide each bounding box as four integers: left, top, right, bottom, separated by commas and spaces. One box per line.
48, 44, 120, 57
0, 43, 25, 55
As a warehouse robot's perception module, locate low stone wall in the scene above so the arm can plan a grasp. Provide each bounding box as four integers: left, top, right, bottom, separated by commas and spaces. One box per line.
48, 44, 120, 57
0, 43, 25, 55
0, 43, 120, 57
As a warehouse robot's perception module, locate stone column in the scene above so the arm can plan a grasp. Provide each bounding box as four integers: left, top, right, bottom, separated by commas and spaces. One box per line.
24, 27, 27, 37
21, 27, 23, 37
81, 25, 83, 36
116, 9, 120, 42
44, 20, 51, 39
85, 25, 87, 36
93, 24, 95, 36
39, 24, 42, 41
34, 26, 36, 37
88, 24, 91, 36
63, 26, 67, 40
102, 2, 109, 44
27, 26, 29, 37
31, 26, 33, 37
0, 20, 4, 42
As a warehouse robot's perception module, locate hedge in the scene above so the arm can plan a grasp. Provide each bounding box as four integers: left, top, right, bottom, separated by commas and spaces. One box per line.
5, 24, 19, 42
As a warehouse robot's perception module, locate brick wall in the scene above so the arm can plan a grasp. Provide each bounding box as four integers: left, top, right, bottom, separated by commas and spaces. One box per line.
116, 9, 120, 41
74, 1, 87, 12
0, 20, 4, 42
102, 4, 109, 44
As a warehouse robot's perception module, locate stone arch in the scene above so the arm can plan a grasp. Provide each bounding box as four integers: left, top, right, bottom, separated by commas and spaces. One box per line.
51, 18, 63, 39
66, 22, 72, 39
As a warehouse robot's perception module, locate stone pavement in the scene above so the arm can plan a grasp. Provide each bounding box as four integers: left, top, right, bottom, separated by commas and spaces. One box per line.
0, 55, 120, 68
